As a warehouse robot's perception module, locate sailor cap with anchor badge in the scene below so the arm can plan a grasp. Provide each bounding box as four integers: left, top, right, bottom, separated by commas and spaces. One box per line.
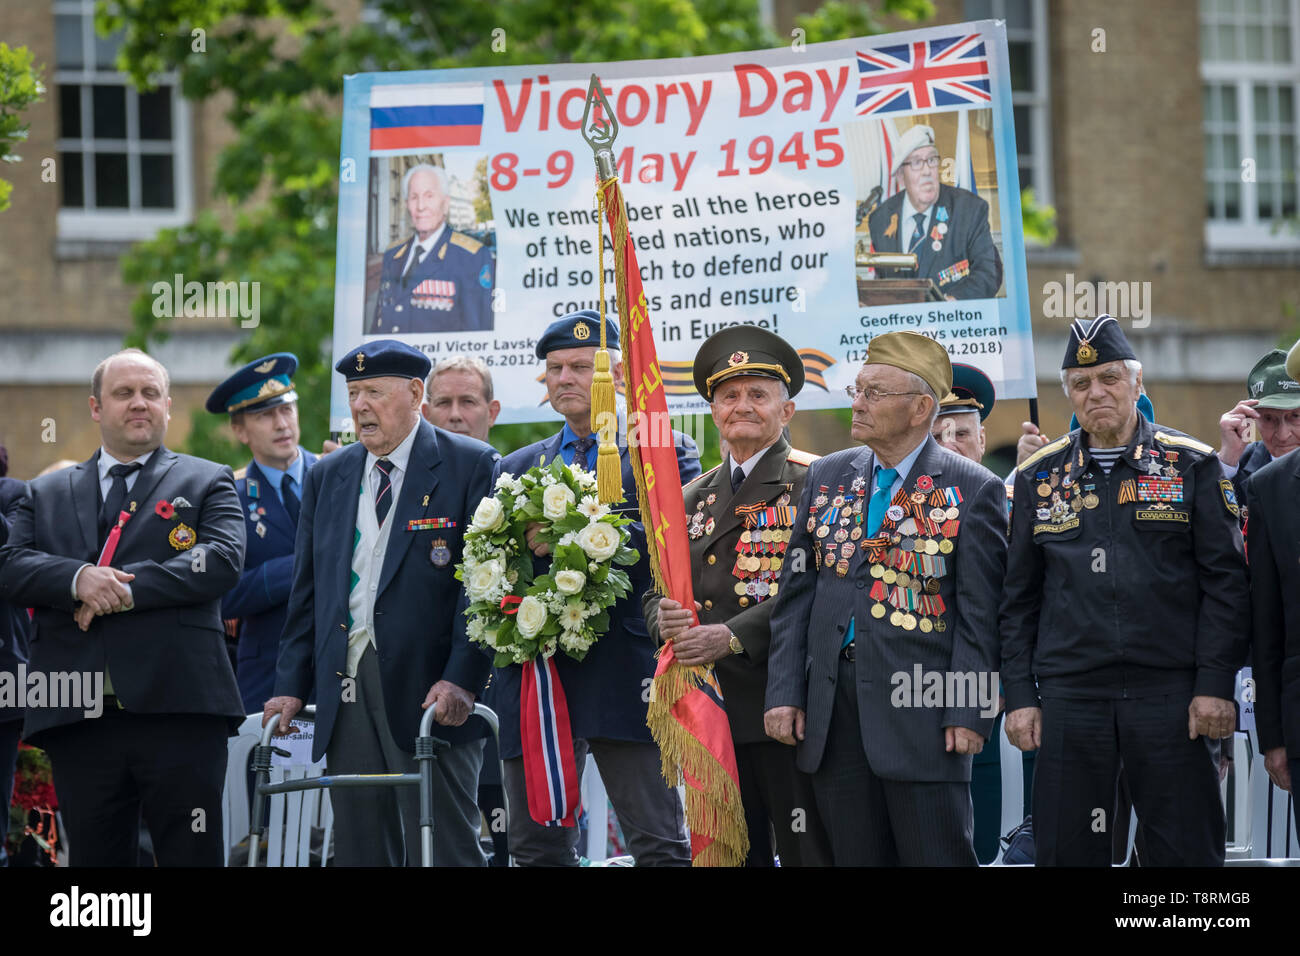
1061, 314, 1136, 369
335, 338, 433, 382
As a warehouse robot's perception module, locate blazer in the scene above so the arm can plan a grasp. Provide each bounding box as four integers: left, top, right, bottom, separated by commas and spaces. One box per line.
867, 182, 1003, 300
0, 447, 246, 743
223, 450, 318, 713
274, 421, 497, 761
489, 426, 701, 759
0, 477, 33, 725
765, 435, 1007, 782
1247, 448, 1300, 758
643, 437, 816, 745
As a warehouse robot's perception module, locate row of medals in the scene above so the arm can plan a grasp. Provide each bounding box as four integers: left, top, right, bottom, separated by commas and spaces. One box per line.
1033, 455, 1099, 524
689, 488, 795, 603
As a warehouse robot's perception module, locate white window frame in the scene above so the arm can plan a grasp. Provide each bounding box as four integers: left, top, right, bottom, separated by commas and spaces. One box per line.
1200, 0, 1300, 251
967, 0, 1054, 208
53, 0, 193, 241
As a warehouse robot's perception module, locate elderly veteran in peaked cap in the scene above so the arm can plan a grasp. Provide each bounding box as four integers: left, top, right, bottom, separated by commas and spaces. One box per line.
206, 353, 319, 714
266, 338, 498, 866
1000, 315, 1249, 866
932, 362, 995, 464
765, 330, 1008, 865
647, 325, 832, 866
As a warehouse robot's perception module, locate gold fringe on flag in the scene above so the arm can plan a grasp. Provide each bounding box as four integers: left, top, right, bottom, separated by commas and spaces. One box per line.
592, 184, 622, 503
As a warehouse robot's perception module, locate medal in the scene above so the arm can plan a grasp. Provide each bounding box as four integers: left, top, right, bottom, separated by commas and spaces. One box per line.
929, 507, 946, 522
706, 493, 717, 505
883, 569, 898, 584
734, 581, 748, 596
945, 506, 960, 520
870, 564, 885, 578
889, 610, 903, 627
255, 522, 267, 538
938, 539, 953, 554
1036, 482, 1051, 497
816, 525, 829, 539
935, 618, 946, 632
429, 538, 451, 567
919, 618, 933, 633
850, 527, 862, 540
705, 517, 715, 535
1071, 497, 1083, 513
835, 559, 849, 577
886, 504, 906, 523
168, 523, 197, 551
871, 604, 886, 619
834, 528, 848, 543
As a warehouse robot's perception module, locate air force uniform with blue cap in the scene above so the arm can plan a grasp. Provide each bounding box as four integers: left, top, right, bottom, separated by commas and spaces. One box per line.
272, 339, 498, 865
491, 311, 700, 866
206, 353, 317, 714
372, 226, 494, 335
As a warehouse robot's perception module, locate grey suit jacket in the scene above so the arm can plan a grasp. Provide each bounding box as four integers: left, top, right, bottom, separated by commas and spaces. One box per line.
765, 435, 1007, 782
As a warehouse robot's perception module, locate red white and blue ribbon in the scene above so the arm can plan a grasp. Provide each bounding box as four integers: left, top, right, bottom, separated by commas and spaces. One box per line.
520, 657, 581, 828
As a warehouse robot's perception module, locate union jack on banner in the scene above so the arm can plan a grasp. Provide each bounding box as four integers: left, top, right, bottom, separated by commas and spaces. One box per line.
855, 34, 991, 116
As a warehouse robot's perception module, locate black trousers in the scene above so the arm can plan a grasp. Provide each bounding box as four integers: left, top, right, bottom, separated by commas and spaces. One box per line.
1034, 694, 1225, 866
41, 708, 229, 866
735, 739, 832, 866
811, 656, 977, 866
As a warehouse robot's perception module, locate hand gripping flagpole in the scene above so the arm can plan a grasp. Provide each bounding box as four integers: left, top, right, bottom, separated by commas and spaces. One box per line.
580, 76, 624, 504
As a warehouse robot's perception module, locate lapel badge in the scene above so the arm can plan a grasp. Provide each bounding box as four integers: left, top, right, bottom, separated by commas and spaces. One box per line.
430, 537, 451, 567
423, 494, 430, 507
155, 499, 175, 519
129, 500, 138, 513
705, 517, 715, 535
168, 522, 197, 550
705, 493, 717, 506
247, 478, 260, 499
256, 522, 267, 538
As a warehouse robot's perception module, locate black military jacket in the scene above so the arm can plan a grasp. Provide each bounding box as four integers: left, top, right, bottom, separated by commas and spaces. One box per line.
1000, 416, 1249, 710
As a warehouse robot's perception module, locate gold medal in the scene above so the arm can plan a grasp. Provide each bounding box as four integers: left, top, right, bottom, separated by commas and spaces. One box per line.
919, 617, 934, 633
870, 564, 884, 578
768, 582, 779, 597
734, 581, 747, 596
871, 603, 886, 619
835, 559, 849, 577
889, 610, 903, 627
924, 539, 940, 555
850, 527, 862, 540
168, 523, 197, 551
901, 614, 917, 631
897, 572, 911, 588
1084, 493, 1099, 510
935, 618, 947, 632
1036, 482, 1051, 497
883, 569, 898, 584
740, 530, 751, 544
938, 539, 954, 554
816, 525, 829, 539
910, 492, 926, 505
1071, 497, 1083, 513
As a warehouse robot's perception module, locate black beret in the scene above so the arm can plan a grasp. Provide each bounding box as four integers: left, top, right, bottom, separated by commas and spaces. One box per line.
535, 310, 619, 358
336, 339, 432, 382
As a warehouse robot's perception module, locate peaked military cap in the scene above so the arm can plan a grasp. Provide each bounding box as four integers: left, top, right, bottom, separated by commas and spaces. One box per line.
336, 339, 432, 382
693, 325, 803, 401
938, 363, 995, 421
206, 352, 299, 415
535, 310, 619, 358
1062, 315, 1136, 369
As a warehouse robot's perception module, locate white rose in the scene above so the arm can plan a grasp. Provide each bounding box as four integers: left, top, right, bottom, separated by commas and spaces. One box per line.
494, 473, 522, 494
554, 569, 586, 595
542, 483, 576, 521
515, 595, 548, 639
471, 496, 505, 533
466, 559, 505, 602
577, 521, 620, 563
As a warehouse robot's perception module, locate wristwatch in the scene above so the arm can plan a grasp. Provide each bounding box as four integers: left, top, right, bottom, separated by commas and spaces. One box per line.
728, 631, 745, 655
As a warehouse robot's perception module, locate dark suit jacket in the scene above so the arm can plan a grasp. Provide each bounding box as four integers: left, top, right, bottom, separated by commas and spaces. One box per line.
643, 438, 815, 745
274, 421, 497, 761
490, 426, 701, 759
223, 450, 317, 713
0, 448, 246, 742
867, 183, 1003, 300
1233, 440, 1274, 511
765, 435, 1007, 781
1247, 448, 1300, 758
371, 229, 494, 334
0, 477, 32, 726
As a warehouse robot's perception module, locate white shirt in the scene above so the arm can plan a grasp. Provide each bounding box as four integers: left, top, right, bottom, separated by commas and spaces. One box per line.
70, 447, 157, 599
346, 419, 421, 676
401, 224, 446, 276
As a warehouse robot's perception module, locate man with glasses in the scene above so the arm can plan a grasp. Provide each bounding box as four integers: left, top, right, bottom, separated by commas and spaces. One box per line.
866, 124, 1003, 301
764, 331, 1007, 865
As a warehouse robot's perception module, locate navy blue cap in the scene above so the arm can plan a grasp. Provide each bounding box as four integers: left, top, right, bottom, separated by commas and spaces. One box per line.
1062, 315, 1136, 370
535, 310, 619, 359
336, 339, 432, 382
206, 352, 299, 415
938, 363, 995, 421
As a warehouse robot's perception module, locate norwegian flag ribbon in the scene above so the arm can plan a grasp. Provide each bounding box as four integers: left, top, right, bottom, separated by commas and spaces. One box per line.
519, 657, 581, 827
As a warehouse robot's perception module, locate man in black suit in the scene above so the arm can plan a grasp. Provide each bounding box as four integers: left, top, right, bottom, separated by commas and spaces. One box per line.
264, 339, 497, 866
1248, 339, 1300, 830
0, 465, 32, 860
1217, 347, 1300, 516
765, 331, 1007, 865
867, 124, 1003, 300
0, 349, 246, 866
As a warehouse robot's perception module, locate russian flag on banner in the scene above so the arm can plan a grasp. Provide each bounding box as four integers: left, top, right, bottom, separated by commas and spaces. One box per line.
369, 83, 484, 151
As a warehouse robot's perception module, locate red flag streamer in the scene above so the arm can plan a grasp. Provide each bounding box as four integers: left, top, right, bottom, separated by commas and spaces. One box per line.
597, 174, 748, 867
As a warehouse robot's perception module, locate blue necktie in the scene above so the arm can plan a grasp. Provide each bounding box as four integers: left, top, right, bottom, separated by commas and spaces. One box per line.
571, 435, 596, 472
846, 466, 898, 649
281, 473, 301, 525
908, 212, 928, 254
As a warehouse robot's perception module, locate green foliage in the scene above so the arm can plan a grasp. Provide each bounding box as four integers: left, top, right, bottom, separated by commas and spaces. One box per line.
105, 0, 929, 462
1020, 186, 1058, 246
0, 43, 45, 214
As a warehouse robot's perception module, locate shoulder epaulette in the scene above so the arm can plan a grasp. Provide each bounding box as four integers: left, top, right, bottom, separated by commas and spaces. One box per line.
685, 465, 720, 488
787, 448, 819, 466
387, 238, 410, 256
233, 466, 247, 481
449, 232, 483, 254
1155, 430, 1213, 455
1017, 434, 1072, 472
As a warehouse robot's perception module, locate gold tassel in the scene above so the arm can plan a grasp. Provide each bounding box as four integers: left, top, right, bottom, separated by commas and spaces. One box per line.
592, 183, 622, 503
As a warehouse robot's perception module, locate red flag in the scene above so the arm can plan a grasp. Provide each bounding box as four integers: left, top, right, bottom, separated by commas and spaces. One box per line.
597, 175, 748, 867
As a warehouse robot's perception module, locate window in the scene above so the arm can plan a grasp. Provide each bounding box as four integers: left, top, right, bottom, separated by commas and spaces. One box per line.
54, 0, 192, 241
965, 0, 1054, 207
1200, 0, 1300, 250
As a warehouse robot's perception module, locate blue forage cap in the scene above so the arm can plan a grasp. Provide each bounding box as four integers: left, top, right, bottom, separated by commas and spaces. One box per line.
535, 310, 619, 359
336, 339, 432, 382
206, 352, 299, 415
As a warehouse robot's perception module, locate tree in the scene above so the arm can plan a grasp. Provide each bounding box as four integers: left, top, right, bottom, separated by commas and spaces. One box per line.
0, 43, 45, 214
102, 0, 934, 464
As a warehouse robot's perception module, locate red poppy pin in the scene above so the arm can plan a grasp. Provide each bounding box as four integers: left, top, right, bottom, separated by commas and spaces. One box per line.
915, 475, 934, 493
155, 500, 175, 520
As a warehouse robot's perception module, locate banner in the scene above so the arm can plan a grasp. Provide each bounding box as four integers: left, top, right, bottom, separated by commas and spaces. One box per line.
330, 20, 1032, 430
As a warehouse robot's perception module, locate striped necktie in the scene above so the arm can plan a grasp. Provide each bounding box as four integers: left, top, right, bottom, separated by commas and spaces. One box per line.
908, 212, 928, 254
374, 457, 394, 527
